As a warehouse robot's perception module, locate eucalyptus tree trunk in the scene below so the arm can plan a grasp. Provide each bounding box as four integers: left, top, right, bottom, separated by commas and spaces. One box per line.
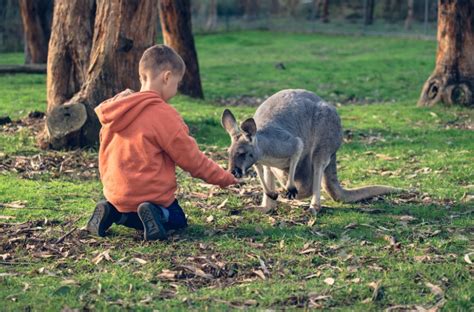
18, 0, 52, 64
404, 0, 414, 29
321, 0, 329, 23
40, 0, 159, 149
206, 0, 217, 31
418, 0, 474, 107
159, 0, 204, 99
364, 0, 375, 25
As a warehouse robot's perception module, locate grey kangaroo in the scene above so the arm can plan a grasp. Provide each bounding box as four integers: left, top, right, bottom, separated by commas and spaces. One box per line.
221, 89, 400, 215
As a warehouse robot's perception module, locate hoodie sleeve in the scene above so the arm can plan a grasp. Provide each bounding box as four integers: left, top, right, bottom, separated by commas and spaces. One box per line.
164, 126, 237, 187
154, 109, 237, 188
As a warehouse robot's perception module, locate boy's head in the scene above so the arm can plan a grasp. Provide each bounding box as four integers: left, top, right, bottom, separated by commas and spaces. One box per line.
139, 44, 186, 101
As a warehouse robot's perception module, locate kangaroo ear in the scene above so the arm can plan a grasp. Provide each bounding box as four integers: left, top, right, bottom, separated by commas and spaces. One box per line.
240, 118, 257, 138
221, 109, 240, 137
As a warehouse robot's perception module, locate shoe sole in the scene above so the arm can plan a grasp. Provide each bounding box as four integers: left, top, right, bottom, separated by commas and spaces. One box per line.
138, 204, 167, 241
86, 203, 110, 237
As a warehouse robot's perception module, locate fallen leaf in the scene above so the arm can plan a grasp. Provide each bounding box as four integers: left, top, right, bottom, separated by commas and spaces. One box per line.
253, 269, 266, 280
60, 279, 78, 285
344, 222, 358, 229
324, 277, 335, 286
206, 215, 214, 223
376, 154, 396, 161
464, 252, 473, 264
300, 248, 317, 255
0, 215, 15, 220
368, 280, 384, 302
425, 282, 444, 298
398, 215, 417, 222
0, 200, 27, 209
131, 257, 147, 265
352, 277, 361, 284
181, 265, 213, 279
217, 198, 228, 209
158, 269, 177, 280
91, 249, 112, 265
305, 272, 321, 279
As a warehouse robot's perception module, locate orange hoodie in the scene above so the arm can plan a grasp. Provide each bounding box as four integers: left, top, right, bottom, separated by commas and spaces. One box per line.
95, 91, 236, 213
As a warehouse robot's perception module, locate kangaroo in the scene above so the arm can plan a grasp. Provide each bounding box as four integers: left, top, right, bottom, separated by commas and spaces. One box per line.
221, 89, 400, 215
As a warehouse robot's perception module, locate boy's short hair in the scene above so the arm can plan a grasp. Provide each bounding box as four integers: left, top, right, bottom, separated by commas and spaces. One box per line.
139, 44, 185, 77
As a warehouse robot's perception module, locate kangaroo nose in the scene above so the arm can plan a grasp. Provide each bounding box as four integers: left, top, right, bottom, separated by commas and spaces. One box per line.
231, 167, 242, 178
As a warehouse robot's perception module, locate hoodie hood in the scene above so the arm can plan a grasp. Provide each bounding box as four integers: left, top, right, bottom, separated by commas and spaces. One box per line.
95, 91, 164, 132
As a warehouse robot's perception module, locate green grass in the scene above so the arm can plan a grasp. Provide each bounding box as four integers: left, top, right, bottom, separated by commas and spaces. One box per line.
1, 31, 473, 311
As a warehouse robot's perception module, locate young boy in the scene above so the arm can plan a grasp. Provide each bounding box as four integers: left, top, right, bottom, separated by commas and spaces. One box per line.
86, 45, 238, 241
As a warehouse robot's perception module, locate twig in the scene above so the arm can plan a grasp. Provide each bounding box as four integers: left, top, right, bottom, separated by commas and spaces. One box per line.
55, 227, 77, 244
0, 261, 33, 266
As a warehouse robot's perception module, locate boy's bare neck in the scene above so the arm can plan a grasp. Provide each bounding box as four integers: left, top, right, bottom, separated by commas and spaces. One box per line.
140, 85, 163, 98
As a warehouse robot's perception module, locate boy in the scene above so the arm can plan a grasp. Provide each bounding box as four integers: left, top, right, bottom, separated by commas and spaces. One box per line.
86, 45, 238, 241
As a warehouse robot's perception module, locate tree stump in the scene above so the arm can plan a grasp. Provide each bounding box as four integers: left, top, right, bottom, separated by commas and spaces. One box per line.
418, 0, 474, 107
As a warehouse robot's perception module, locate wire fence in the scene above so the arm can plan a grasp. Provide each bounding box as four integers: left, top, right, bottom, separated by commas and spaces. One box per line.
191, 0, 438, 39
0, 0, 439, 53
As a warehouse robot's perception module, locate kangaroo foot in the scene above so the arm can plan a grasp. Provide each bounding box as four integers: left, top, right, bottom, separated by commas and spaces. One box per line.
309, 205, 322, 216
285, 186, 298, 199
265, 191, 279, 201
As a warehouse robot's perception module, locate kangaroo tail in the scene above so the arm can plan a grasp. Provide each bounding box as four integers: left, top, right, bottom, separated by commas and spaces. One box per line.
322, 154, 401, 203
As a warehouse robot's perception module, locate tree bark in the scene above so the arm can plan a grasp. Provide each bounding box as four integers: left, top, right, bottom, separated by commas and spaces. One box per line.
159, 0, 204, 99
404, 0, 414, 29
206, 0, 217, 31
285, 0, 300, 17
364, 0, 375, 25
271, 0, 281, 15
418, 0, 474, 107
18, 0, 53, 64
40, 0, 159, 149
321, 0, 329, 23
243, 0, 259, 20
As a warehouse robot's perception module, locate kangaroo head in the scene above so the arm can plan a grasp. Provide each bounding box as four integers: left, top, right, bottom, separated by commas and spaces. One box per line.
221, 109, 258, 178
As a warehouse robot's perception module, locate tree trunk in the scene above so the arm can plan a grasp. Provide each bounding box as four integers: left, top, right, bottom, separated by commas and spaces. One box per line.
40, 0, 159, 149
404, 0, 414, 29
321, 0, 329, 23
159, 0, 204, 99
243, 0, 259, 20
206, 0, 217, 31
418, 0, 474, 107
383, 0, 392, 21
18, 0, 52, 64
271, 0, 281, 15
364, 0, 375, 25
285, 0, 300, 17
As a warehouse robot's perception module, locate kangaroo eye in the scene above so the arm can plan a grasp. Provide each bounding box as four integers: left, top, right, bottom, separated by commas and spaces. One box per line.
249, 153, 254, 158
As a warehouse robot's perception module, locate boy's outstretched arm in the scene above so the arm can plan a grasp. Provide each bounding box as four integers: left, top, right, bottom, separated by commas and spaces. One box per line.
159, 123, 238, 188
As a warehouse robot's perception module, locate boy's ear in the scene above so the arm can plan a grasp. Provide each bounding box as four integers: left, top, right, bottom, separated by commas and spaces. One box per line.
162, 70, 172, 83
221, 109, 240, 137
240, 118, 257, 138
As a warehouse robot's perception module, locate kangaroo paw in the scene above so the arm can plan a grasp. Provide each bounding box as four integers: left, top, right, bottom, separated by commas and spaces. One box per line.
285, 186, 298, 199
265, 191, 279, 201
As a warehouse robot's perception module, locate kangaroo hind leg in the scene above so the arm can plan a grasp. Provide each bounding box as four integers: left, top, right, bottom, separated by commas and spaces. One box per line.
309, 155, 331, 216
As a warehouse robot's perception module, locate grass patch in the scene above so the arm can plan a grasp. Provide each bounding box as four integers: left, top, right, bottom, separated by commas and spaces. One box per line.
0, 31, 473, 310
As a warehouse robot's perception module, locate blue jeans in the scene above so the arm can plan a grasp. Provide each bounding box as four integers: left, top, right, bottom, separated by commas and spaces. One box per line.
107, 199, 188, 231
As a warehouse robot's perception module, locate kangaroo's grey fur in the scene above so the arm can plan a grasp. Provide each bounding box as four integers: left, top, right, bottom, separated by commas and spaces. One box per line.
222, 89, 400, 215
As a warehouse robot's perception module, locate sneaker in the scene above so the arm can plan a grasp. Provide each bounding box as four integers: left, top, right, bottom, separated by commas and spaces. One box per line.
137, 202, 167, 241
86, 201, 117, 237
